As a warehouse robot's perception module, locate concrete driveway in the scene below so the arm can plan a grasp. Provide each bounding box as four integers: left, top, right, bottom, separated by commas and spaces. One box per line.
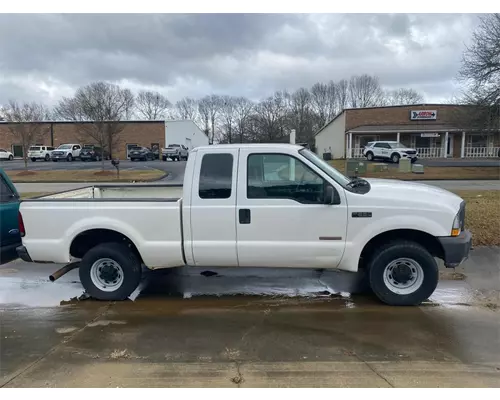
1, 248, 499, 387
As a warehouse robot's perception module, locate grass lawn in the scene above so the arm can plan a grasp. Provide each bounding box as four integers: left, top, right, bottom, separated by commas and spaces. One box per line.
329, 160, 500, 180
7, 169, 166, 183
452, 190, 500, 246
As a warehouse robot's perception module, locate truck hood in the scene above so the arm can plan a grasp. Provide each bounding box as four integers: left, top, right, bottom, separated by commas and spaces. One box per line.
359, 177, 463, 213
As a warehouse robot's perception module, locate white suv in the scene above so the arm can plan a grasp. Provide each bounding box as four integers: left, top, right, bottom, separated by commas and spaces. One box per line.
28, 145, 55, 162
363, 141, 418, 163
51, 144, 82, 162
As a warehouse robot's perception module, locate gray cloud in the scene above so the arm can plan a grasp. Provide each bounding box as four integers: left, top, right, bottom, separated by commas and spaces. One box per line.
0, 13, 482, 106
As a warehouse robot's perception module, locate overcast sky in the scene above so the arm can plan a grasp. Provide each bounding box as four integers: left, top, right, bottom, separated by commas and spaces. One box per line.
0, 13, 482, 106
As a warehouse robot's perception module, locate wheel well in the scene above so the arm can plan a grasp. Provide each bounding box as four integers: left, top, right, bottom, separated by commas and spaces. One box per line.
70, 229, 142, 262
359, 229, 444, 270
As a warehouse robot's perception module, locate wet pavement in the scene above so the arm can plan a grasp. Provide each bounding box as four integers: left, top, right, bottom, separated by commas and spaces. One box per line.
0, 248, 499, 387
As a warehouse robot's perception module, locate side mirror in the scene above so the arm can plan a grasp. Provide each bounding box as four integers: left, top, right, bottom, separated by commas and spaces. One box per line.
324, 185, 341, 205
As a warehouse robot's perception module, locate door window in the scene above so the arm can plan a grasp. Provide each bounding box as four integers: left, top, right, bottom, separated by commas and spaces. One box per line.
199, 153, 233, 199
247, 154, 325, 204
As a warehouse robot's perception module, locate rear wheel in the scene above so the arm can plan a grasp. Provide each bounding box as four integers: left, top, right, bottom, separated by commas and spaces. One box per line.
45, 154, 50, 161
8, 155, 14, 161
79, 242, 142, 301
31, 158, 36, 162
368, 240, 438, 306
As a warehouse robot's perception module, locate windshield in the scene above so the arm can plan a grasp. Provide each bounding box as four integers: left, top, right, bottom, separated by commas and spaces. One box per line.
388, 142, 407, 149
299, 148, 351, 186
57, 144, 72, 150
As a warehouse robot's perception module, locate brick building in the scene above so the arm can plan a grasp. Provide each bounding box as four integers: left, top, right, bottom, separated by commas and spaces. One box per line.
0, 119, 208, 159
314, 104, 500, 159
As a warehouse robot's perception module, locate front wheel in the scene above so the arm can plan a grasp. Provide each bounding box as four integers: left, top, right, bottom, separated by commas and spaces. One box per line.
31, 158, 36, 162
368, 240, 438, 306
67, 154, 73, 162
391, 153, 400, 163
366, 152, 374, 161
45, 154, 50, 161
79, 243, 142, 301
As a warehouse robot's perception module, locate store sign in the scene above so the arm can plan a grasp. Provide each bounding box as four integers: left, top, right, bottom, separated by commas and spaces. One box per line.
421, 133, 439, 137
411, 110, 437, 120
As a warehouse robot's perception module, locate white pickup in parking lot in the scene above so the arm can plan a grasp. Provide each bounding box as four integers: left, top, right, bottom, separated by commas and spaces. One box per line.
17, 143, 471, 306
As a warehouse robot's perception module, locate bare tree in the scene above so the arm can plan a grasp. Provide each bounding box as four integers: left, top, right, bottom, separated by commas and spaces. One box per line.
457, 13, 500, 131
198, 95, 222, 144
289, 88, 314, 143
348, 74, 385, 108
54, 81, 135, 169
219, 96, 236, 143
252, 91, 289, 142
135, 90, 171, 120
174, 97, 199, 121
336, 79, 349, 110
2, 100, 50, 168
385, 88, 424, 105
233, 97, 254, 143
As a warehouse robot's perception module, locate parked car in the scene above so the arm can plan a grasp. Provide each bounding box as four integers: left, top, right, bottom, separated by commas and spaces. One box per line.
51, 144, 82, 162
162, 144, 189, 161
129, 146, 154, 161
28, 145, 55, 162
0, 168, 21, 264
17, 144, 471, 307
363, 141, 418, 163
0, 148, 14, 161
80, 145, 110, 162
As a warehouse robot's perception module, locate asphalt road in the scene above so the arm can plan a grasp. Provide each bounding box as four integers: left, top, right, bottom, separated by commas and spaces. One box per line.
0, 248, 499, 387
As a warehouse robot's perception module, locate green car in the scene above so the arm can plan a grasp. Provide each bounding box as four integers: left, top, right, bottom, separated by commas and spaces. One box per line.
0, 168, 21, 264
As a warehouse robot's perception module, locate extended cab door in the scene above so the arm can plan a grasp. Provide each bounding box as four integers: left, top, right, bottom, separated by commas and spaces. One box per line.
236, 149, 348, 268
187, 148, 239, 267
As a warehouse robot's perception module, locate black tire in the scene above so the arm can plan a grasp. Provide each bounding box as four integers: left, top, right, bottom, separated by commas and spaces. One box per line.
67, 154, 73, 162
79, 242, 142, 301
391, 153, 400, 163
368, 240, 438, 306
52, 159, 57, 162
9, 155, 14, 161
45, 154, 50, 161
162, 156, 167, 161
366, 152, 374, 161
31, 158, 36, 162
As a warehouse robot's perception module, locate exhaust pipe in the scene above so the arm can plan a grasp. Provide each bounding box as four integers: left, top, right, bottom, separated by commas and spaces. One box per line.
49, 262, 80, 282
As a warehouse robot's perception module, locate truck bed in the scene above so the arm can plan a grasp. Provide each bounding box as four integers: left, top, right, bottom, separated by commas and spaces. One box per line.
20, 184, 185, 267
30, 184, 183, 200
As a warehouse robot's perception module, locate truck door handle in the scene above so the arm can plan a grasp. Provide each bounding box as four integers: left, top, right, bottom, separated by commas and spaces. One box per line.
239, 209, 251, 224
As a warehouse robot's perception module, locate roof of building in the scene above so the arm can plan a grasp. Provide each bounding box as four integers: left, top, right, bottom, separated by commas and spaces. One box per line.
314, 103, 472, 137
346, 124, 462, 133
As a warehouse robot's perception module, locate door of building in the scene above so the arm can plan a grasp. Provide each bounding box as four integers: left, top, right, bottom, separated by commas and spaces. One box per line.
11, 145, 23, 158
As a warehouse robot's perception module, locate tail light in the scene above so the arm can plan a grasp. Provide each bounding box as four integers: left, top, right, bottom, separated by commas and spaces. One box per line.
18, 211, 25, 237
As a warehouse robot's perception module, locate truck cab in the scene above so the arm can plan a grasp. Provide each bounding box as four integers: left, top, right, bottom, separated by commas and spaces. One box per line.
0, 168, 21, 264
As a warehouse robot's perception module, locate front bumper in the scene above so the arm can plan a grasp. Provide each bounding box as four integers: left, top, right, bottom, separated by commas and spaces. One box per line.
16, 245, 33, 262
51, 154, 69, 160
438, 230, 472, 268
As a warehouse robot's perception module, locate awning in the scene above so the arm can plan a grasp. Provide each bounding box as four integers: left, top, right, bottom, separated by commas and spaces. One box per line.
347, 124, 461, 134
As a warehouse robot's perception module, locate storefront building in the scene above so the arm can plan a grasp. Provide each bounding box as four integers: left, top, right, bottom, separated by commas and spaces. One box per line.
314, 104, 500, 159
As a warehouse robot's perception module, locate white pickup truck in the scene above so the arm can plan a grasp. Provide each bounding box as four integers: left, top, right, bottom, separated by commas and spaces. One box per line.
16, 144, 471, 306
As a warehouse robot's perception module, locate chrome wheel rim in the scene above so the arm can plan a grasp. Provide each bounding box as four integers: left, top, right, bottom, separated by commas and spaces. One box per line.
383, 258, 424, 295
90, 258, 124, 292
